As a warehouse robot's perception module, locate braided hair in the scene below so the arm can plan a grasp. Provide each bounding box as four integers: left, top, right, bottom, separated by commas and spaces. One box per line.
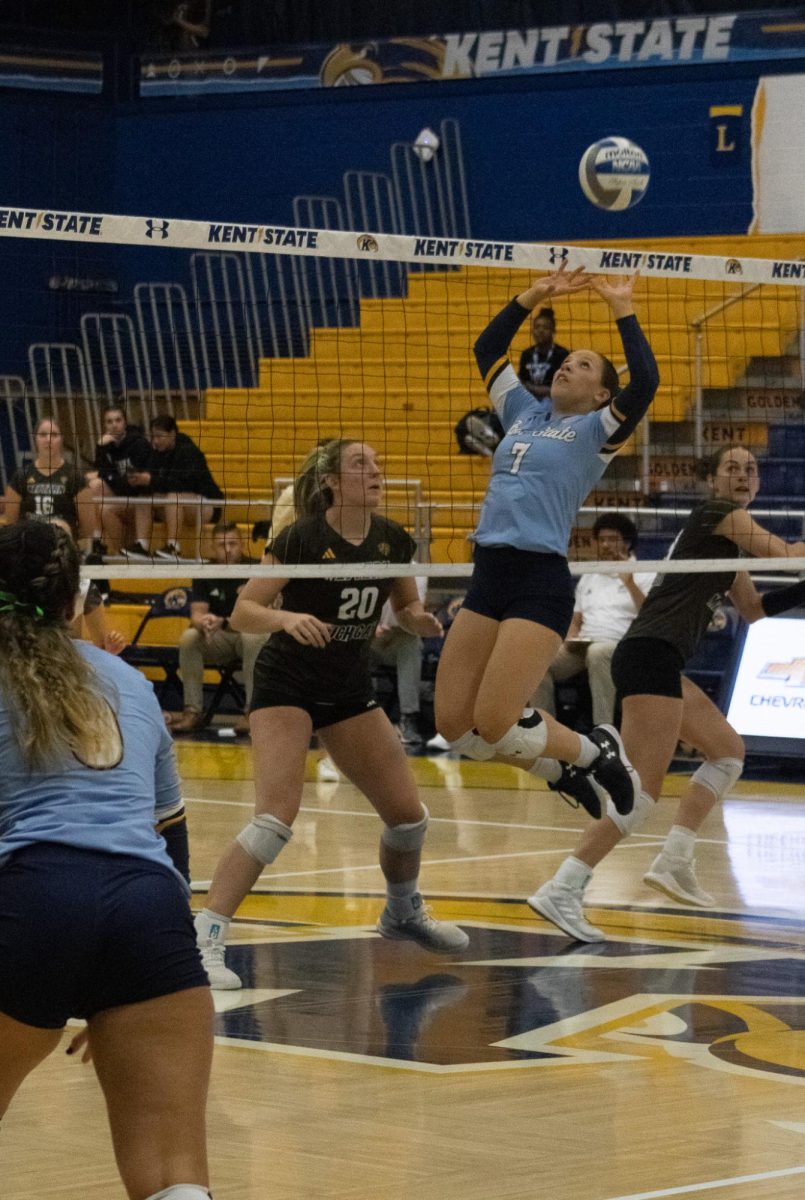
0, 521, 120, 768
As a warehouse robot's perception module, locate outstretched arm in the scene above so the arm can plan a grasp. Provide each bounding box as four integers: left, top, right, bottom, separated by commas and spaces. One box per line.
474, 264, 591, 425
592, 274, 659, 454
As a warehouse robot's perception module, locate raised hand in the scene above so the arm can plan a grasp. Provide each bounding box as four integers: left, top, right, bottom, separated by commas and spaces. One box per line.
518, 262, 592, 310
589, 272, 640, 317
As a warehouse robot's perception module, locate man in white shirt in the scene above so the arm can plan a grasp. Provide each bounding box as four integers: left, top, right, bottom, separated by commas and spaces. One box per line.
532, 514, 654, 725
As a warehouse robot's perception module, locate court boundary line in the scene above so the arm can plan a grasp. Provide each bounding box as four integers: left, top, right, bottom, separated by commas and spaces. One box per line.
601, 1162, 805, 1199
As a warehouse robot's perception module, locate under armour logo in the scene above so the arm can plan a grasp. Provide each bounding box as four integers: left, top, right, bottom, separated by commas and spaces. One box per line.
548, 246, 569, 264
145, 219, 170, 240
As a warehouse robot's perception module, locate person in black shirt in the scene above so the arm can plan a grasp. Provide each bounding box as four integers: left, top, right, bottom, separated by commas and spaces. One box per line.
531, 445, 805, 940
517, 306, 570, 399
86, 403, 151, 558
171, 522, 268, 734
193, 439, 469, 988
124, 415, 224, 562
3, 417, 94, 547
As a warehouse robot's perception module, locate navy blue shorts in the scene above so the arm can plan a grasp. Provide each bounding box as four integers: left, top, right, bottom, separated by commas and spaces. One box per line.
462, 544, 575, 637
612, 637, 686, 700
0, 843, 208, 1030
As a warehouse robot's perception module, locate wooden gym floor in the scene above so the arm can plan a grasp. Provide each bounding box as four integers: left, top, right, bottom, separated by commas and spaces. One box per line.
4, 748, 805, 1200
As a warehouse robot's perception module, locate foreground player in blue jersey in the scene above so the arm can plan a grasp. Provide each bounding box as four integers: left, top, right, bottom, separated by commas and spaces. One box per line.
0, 521, 213, 1200
435, 265, 659, 815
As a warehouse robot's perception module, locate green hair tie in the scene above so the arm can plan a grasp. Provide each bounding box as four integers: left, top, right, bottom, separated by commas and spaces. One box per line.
0, 590, 45, 620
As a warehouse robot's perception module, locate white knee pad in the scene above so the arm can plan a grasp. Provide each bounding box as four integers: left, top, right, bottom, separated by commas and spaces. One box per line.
691, 756, 743, 802
606, 789, 654, 836
493, 709, 548, 760
146, 1187, 212, 1200
448, 729, 497, 761
236, 813, 293, 865
381, 804, 429, 852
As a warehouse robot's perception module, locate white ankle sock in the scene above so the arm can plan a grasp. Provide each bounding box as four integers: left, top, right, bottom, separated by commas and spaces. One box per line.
554, 856, 593, 891
194, 908, 231, 946
528, 757, 562, 784
146, 1186, 211, 1199
663, 825, 696, 861
572, 735, 599, 769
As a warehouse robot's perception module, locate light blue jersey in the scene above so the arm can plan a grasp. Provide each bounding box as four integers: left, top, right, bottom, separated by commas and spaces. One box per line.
0, 642, 185, 887
473, 366, 620, 555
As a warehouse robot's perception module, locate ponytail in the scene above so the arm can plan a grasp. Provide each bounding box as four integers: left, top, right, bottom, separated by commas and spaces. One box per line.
293, 439, 358, 518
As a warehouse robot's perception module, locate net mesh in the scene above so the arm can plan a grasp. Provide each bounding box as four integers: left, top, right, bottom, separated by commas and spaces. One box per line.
0, 208, 802, 584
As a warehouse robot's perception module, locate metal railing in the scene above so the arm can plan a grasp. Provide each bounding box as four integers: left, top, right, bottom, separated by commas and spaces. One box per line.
134, 282, 200, 418
80, 312, 150, 438
27, 342, 93, 452
190, 252, 256, 389
343, 170, 406, 299
291, 195, 360, 329
0, 375, 31, 490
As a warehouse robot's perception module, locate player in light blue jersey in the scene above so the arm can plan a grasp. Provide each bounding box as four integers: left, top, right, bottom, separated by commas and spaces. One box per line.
435, 265, 659, 818
0, 521, 214, 1200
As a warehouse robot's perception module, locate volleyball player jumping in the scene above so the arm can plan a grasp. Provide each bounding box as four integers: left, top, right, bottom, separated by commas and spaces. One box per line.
531, 444, 805, 941
435, 266, 659, 814
194, 439, 469, 990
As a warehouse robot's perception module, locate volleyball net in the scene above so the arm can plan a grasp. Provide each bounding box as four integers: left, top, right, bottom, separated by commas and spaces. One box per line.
0, 205, 803, 583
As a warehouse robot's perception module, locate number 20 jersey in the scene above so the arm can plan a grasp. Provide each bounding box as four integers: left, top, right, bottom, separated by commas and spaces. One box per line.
260, 513, 416, 702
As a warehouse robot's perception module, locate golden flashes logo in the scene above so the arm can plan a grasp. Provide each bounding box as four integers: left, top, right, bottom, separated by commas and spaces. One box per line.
760, 658, 805, 686
320, 40, 445, 87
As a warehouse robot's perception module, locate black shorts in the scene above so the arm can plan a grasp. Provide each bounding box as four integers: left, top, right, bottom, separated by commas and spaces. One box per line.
612, 637, 686, 701
462, 544, 575, 637
250, 650, 380, 730
0, 843, 208, 1029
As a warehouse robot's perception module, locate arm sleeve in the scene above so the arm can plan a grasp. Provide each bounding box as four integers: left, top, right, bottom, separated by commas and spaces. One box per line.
474, 299, 551, 428
761, 579, 805, 617
598, 315, 660, 455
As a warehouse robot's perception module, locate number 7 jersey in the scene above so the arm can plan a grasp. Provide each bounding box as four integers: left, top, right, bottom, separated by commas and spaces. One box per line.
473, 379, 620, 556
261, 513, 417, 702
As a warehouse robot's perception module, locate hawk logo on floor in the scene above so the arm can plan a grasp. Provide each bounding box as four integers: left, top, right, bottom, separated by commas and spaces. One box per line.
211, 916, 805, 1082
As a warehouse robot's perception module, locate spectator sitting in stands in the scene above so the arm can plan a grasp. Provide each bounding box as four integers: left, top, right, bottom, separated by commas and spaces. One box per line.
85, 402, 151, 559
532, 513, 654, 726
517, 307, 570, 399
3, 416, 95, 551
123, 414, 224, 562
370, 576, 429, 746
171, 522, 268, 734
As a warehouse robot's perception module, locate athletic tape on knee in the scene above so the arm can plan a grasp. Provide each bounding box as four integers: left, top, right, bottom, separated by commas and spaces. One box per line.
381, 804, 429, 852
493, 709, 548, 760
146, 1187, 212, 1200
606, 789, 654, 836
448, 729, 497, 761
691, 756, 743, 801
236, 812, 293, 865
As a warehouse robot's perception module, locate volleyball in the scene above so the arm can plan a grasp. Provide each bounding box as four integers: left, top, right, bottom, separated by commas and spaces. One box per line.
578, 137, 650, 211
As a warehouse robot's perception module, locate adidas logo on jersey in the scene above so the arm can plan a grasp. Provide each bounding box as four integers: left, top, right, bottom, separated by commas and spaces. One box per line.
323, 548, 337, 560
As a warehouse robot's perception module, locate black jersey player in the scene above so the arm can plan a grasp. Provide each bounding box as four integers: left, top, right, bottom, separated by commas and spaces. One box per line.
194, 439, 469, 988
530, 445, 805, 941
